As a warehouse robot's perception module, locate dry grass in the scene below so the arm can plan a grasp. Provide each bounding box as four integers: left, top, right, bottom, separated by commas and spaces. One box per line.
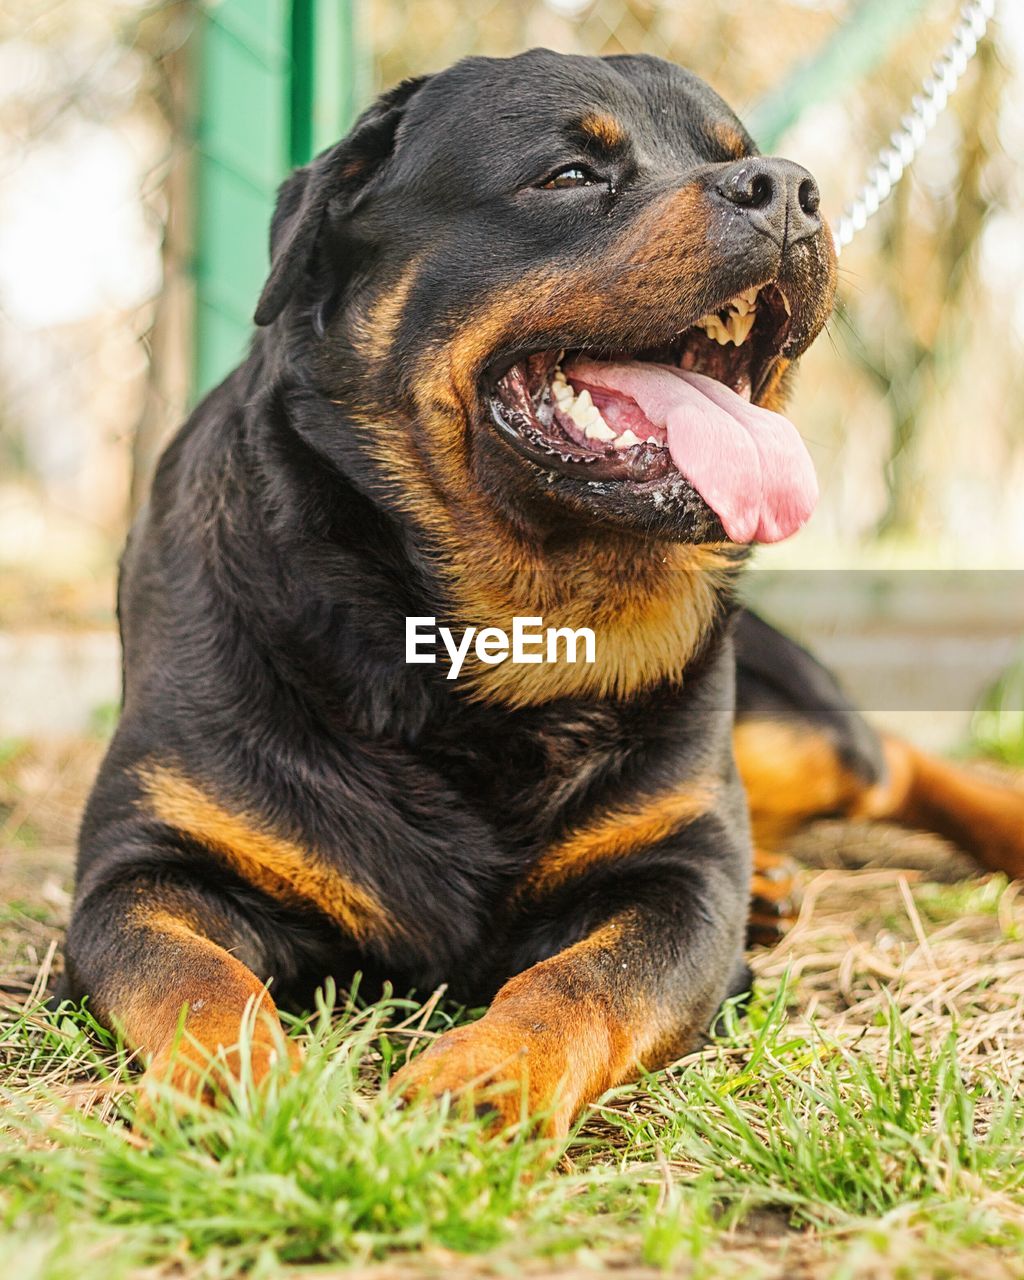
2, 739, 1024, 1278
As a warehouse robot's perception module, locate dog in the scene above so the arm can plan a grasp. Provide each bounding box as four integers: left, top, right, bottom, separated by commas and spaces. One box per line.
62, 50, 1024, 1136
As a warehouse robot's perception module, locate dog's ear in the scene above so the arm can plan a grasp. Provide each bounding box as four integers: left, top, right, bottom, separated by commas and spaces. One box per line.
254, 76, 431, 327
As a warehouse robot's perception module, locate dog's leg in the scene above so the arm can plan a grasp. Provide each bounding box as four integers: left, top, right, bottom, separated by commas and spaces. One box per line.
734, 609, 1024, 881
392, 825, 748, 1137
855, 735, 1024, 878
64, 878, 300, 1110
738, 721, 1024, 877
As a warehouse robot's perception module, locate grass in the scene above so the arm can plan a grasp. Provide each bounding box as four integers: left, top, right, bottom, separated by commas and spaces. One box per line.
2, 740, 1024, 1278
970, 647, 1024, 767
2, 993, 616, 1270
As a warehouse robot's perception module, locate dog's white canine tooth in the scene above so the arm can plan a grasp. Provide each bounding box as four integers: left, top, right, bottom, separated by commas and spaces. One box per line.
553, 381, 573, 404
614, 429, 640, 450
730, 311, 756, 346
645, 435, 659, 445
575, 389, 594, 412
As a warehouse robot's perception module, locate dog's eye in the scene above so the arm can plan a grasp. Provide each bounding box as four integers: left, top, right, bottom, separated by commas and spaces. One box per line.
541, 165, 602, 189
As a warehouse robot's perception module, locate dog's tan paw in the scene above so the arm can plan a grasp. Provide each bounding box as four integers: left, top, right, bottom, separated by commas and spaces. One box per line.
390, 1019, 569, 1138
748, 848, 800, 947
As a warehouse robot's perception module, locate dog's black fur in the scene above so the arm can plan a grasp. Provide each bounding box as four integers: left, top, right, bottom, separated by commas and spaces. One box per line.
62, 51, 1023, 1131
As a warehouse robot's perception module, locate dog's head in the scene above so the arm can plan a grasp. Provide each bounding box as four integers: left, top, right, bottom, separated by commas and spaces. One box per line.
256, 50, 836, 550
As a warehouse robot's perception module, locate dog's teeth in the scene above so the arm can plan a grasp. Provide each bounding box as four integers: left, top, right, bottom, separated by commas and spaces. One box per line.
729, 310, 756, 346
585, 416, 616, 442
698, 314, 729, 344
645, 435, 660, 445
553, 381, 574, 406
569, 398, 598, 429
614, 429, 640, 450
575, 389, 594, 412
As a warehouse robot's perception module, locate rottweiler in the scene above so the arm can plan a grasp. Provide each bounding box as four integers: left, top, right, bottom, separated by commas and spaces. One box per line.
63, 50, 1024, 1136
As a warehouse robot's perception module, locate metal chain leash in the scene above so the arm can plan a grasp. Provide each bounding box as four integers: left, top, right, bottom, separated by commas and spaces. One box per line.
833, 0, 997, 255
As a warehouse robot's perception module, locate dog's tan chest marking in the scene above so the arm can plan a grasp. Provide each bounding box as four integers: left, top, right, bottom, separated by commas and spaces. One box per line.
521, 779, 717, 897
137, 763, 395, 944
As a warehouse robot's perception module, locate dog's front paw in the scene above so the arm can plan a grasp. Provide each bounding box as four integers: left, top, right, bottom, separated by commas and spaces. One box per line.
136, 1022, 302, 1123
390, 1018, 567, 1136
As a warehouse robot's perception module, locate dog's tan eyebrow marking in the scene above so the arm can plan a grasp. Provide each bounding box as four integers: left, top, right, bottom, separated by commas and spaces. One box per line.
575, 112, 628, 151
711, 122, 749, 160
136, 762, 397, 945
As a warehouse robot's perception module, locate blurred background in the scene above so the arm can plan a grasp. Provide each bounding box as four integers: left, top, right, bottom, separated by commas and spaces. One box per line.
1, 0, 1023, 762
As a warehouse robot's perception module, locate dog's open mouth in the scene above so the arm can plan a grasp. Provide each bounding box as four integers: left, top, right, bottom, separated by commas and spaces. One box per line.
488, 284, 818, 543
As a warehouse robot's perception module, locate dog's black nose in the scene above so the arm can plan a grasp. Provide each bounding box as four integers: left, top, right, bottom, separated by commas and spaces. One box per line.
714, 157, 822, 249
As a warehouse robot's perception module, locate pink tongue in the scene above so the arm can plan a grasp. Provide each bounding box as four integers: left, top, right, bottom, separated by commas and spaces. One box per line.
566, 358, 818, 543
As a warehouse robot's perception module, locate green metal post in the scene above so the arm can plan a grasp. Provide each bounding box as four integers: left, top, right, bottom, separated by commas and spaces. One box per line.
290, 0, 363, 165
193, 0, 361, 399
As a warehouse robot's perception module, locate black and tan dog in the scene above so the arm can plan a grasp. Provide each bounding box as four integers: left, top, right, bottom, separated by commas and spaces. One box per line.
63, 51, 1024, 1135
